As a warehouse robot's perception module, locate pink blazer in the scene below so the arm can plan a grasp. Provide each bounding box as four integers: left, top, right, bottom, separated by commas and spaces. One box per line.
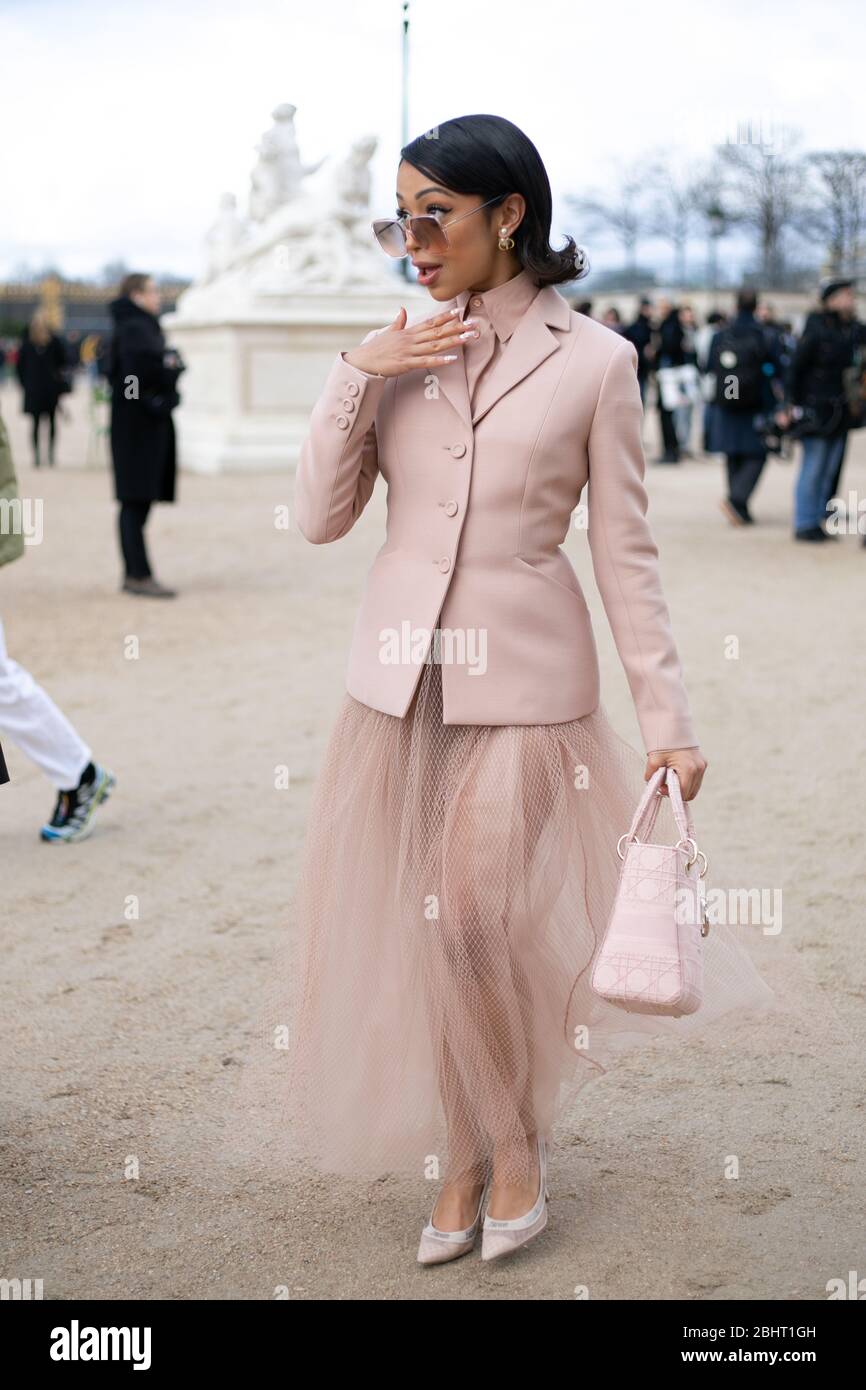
294, 286, 699, 752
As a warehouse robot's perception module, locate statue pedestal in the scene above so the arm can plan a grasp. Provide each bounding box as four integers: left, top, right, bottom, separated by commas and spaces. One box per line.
163, 289, 425, 473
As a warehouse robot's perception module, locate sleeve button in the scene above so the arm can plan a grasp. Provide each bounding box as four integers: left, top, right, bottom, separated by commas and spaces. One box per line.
335, 414, 349, 429
346, 382, 360, 396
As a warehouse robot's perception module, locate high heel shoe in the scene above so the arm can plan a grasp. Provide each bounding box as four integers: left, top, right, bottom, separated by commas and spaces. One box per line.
481, 1136, 549, 1262
416, 1170, 491, 1266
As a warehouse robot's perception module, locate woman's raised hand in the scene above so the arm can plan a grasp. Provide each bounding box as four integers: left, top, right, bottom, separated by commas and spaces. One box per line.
343, 306, 478, 379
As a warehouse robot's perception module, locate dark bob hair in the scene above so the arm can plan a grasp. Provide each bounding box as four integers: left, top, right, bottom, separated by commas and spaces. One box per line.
400, 114, 588, 289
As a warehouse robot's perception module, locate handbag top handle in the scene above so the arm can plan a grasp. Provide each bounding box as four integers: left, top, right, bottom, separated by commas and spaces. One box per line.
624, 766, 695, 849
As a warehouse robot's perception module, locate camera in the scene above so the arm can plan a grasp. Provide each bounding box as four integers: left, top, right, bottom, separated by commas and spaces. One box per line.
752, 411, 788, 455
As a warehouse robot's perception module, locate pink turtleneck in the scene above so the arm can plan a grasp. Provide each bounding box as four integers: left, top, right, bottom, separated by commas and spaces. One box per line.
453, 267, 541, 408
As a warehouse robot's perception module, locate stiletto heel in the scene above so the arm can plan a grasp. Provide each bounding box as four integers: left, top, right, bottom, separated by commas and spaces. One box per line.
416, 1170, 491, 1266
481, 1136, 549, 1262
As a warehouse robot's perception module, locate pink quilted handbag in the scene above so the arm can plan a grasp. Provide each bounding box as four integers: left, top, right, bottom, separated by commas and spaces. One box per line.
591, 766, 710, 1017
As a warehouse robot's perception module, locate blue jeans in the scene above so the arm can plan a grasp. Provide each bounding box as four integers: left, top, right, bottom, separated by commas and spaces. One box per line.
673, 403, 693, 450
794, 433, 848, 532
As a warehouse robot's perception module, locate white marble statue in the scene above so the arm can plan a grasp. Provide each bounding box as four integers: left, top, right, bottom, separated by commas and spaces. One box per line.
203, 193, 247, 280
175, 105, 416, 318
248, 103, 323, 222
241, 134, 393, 291
166, 106, 424, 473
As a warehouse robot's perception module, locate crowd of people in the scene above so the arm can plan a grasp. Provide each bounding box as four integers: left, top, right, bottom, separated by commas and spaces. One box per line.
580, 278, 866, 543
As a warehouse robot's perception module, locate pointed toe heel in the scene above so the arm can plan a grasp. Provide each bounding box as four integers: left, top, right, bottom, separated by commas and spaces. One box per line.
416, 1172, 491, 1266
481, 1137, 549, 1263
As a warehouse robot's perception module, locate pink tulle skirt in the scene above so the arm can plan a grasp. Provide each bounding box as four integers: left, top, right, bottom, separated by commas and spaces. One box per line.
226, 658, 776, 1188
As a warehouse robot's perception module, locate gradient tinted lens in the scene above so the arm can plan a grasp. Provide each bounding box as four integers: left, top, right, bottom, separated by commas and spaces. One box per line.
408, 216, 448, 251
373, 215, 447, 256
372, 219, 408, 257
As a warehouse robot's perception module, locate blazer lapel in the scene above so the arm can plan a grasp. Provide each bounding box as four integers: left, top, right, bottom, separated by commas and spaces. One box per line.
434, 285, 573, 431
432, 351, 472, 433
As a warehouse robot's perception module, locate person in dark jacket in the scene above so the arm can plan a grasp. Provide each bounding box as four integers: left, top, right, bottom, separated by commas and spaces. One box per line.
63, 331, 82, 369
654, 298, 684, 462
624, 297, 656, 405
706, 289, 783, 525
755, 301, 786, 365
787, 278, 860, 542
107, 272, 184, 596
16, 310, 67, 467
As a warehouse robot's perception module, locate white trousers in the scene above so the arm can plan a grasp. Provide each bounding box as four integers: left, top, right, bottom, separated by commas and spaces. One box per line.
0, 615, 91, 789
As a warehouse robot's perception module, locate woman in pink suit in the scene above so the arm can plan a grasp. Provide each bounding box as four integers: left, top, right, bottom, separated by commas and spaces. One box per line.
249, 115, 773, 1266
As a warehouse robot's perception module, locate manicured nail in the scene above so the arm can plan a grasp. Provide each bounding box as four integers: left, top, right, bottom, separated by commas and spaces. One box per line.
441, 354, 458, 361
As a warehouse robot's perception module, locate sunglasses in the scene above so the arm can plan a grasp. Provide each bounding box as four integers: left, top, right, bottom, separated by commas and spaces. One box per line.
372, 194, 507, 258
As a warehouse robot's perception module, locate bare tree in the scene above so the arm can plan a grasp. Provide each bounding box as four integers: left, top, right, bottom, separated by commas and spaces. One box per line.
804, 150, 866, 275
567, 159, 661, 277
645, 155, 708, 285
715, 127, 808, 287
690, 174, 735, 291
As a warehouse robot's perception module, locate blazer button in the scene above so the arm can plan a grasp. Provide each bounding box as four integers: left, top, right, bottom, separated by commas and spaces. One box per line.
438, 557, 451, 573
444, 500, 458, 516
335, 414, 350, 429
471, 296, 482, 307
342, 398, 356, 411
450, 442, 467, 458
345, 382, 360, 396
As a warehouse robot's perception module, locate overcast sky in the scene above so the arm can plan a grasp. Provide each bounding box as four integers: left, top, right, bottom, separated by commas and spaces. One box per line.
1, 0, 863, 282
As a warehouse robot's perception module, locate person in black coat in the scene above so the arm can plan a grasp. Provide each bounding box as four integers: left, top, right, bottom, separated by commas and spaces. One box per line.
107, 273, 185, 596
623, 297, 656, 405
16, 311, 68, 467
706, 289, 783, 525
786, 278, 861, 541
654, 299, 685, 462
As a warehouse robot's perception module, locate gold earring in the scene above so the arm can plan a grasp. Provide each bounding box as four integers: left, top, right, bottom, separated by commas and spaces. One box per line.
498, 227, 515, 250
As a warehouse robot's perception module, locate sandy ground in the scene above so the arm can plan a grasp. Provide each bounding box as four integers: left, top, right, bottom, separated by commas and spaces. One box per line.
0, 375, 864, 1302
